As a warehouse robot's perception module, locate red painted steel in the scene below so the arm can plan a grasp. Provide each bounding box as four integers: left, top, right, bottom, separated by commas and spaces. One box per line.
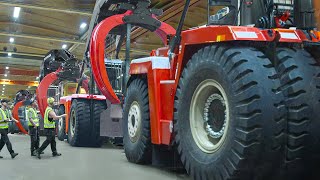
89, 11, 175, 105
12, 101, 28, 134
36, 69, 60, 118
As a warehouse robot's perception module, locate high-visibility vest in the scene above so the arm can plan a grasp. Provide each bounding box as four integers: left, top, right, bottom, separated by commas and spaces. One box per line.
44, 107, 55, 129
0, 108, 8, 129
27, 107, 39, 127
5, 109, 11, 119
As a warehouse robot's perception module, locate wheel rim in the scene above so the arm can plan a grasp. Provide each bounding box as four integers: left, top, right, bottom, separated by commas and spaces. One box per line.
128, 101, 141, 143
190, 79, 230, 153
58, 118, 63, 132
70, 110, 76, 137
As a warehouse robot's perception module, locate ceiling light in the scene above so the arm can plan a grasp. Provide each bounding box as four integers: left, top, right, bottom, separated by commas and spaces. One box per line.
3, 85, 5, 87
80, 23, 87, 29
5, 67, 9, 70
9, 38, 14, 43
62, 44, 67, 49
4, 74, 7, 77
8, 53, 12, 57
13, 7, 21, 18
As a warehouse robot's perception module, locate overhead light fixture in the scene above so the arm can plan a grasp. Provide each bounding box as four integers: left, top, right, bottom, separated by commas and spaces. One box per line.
4, 74, 7, 77
5, 66, 9, 70
3, 85, 5, 87
8, 53, 12, 57
9, 38, 14, 43
13, 7, 21, 18
80, 23, 87, 29
62, 44, 67, 49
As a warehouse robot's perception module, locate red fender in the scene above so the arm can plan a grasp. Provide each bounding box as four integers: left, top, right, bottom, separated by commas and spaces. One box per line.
36, 69, 60, 118
89, 11, 176, 104
12, 101, 28, 134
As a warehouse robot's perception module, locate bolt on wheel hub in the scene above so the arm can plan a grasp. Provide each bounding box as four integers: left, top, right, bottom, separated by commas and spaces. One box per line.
204, 94, 227, 139
58, 118, 63, 131
128, 101, 141, 142
190, 79, 230, 153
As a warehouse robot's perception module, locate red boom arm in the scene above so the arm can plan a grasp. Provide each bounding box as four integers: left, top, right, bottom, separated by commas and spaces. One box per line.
89, 11, 176, 104
36, 69, 60, 118
12, 101, 28, 134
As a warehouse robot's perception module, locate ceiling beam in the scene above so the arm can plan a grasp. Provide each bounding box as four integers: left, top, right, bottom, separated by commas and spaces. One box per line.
132, 42, 163, 48
0, 51, 44, 58
0, 68, 38, 77
0, 31, 85, 44
0, 22, 77, 37
0, 56, 42, 67
0, 1, 92, 16
0, 43, 48, 53
69, 31, 88, 52
0, 79, 38, 86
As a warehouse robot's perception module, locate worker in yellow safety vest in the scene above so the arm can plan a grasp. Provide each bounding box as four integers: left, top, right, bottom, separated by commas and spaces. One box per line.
35, 97, 66, 159
27, 99, 40, 156
0, 99, 19, 159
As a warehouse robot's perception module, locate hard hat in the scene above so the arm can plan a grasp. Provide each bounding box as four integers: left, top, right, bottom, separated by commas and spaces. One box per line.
47, 97, 55, 104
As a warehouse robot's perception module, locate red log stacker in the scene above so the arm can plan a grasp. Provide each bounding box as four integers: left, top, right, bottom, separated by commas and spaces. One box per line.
38, 0, 320, 179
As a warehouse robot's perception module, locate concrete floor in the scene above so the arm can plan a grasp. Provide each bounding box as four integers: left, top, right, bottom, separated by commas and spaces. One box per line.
0, 134, 190, 180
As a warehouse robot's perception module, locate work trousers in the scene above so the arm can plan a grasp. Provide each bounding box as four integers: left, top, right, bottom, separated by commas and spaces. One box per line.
38, 128, 57, 153
29, 126, 40, 154
0, 129, 14, 154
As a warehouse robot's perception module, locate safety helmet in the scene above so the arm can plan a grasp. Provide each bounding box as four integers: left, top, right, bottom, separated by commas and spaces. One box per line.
47, 97, 55, 104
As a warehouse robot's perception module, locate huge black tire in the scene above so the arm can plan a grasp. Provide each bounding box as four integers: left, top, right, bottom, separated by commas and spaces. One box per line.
123, 78, 152, 164
57, 105, 66, 141
68, 99, 105, 147
174, 46, 286, 180
275, 48, 320, 179
68, 99, 90, 146
92, 100, 106, 147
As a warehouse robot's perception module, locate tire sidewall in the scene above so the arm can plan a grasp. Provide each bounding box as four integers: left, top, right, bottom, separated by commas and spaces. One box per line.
176, 60, 236, 167
123, 79, 151, 163
57, 106, 66, 141
123, 84, 146, 153
68, 100, 77, 146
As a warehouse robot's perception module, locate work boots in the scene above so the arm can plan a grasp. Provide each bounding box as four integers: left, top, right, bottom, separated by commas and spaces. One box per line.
52, 152, 62, 157
33, 150, 41, 159
31, 151, 43, 156
11, 153, 18, 159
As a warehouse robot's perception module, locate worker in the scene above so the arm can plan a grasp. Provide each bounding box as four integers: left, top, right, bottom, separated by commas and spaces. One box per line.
27, 99, 40, 156
0, 99, 19, 159
35, 97, 66, 159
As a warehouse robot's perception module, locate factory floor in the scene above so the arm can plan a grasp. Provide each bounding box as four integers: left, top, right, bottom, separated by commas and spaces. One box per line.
0, 134, 190, 180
